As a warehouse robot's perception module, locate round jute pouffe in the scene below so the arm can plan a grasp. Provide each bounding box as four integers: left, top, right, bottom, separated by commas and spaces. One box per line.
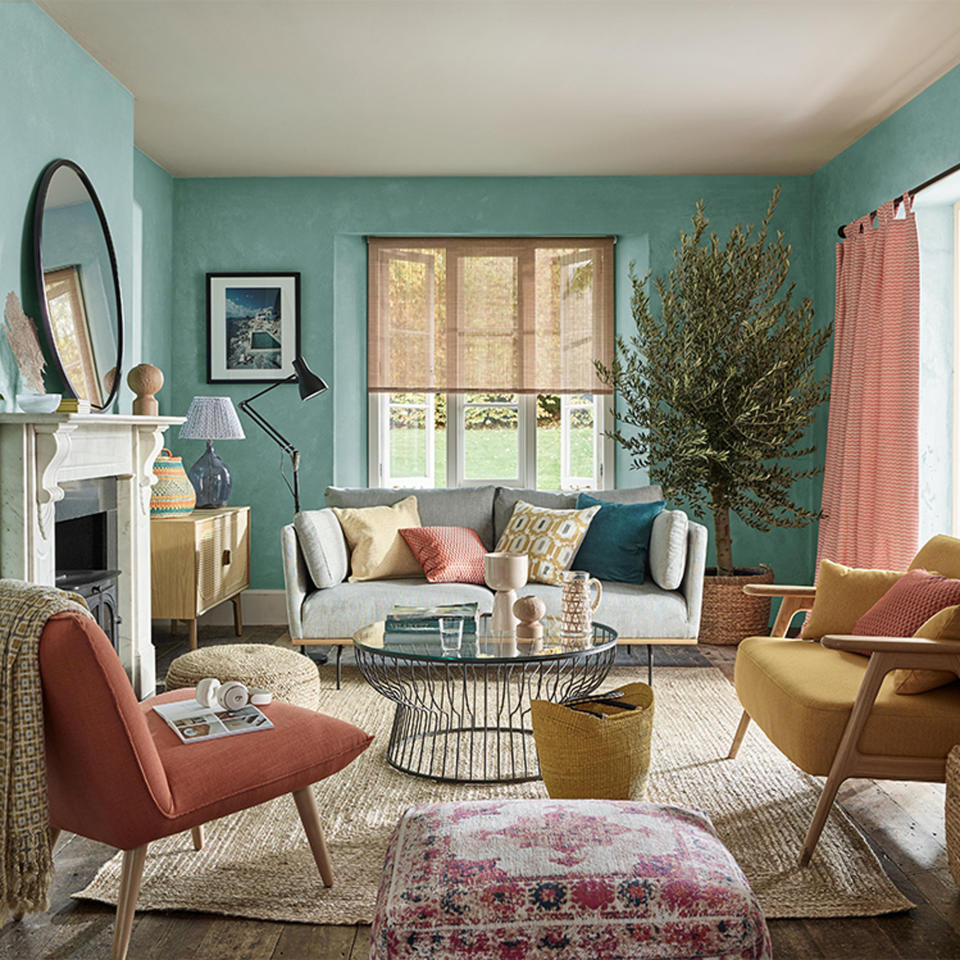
165, 644, 321, 709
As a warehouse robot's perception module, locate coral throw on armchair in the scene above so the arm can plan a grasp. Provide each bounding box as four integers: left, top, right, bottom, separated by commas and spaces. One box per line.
818, 196, 920, 571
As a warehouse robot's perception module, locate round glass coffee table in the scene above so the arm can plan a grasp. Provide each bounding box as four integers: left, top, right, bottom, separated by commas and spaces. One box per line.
352, 617, 618, 784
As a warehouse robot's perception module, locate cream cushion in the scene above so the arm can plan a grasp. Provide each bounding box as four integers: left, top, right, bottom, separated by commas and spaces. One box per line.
333, 495, 423, 583
495, 500, 600, 585
800, 559, 903, 639
649, 510, 688, 590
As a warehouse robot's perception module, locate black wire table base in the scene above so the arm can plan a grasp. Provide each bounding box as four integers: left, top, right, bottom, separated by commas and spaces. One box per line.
355, 643, 617, 783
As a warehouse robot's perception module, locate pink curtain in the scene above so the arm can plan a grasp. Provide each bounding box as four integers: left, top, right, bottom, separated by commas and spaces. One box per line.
817, 196, 920, 572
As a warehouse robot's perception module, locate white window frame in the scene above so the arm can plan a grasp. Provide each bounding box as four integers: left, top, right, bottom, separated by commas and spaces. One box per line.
369, 392, 613, 490
953, 200, 960, 536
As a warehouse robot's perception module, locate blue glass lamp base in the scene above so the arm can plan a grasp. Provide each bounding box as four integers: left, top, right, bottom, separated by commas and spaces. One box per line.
188, 441, 233, 508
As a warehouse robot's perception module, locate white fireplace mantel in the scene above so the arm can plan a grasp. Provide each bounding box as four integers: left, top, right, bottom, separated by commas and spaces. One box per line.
0, 413, 183, 696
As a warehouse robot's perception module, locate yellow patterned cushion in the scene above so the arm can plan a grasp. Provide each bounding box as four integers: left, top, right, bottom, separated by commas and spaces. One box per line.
495, 500, 601, 585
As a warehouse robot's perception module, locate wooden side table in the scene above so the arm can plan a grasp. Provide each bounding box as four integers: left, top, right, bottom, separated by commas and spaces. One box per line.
150, 506, 250, 650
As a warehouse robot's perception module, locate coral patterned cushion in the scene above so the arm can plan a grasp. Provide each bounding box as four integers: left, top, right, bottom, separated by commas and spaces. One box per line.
400, 526, 487, 585
853, 568, 960, 638
371, 799, 771, 960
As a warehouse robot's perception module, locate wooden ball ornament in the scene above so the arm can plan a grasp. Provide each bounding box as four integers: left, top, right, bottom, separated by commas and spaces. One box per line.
514, 595, 546, 640
127, 363, 164, 416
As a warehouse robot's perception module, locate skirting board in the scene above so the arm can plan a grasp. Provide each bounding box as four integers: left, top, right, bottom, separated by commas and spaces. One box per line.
199, 590, 287, 626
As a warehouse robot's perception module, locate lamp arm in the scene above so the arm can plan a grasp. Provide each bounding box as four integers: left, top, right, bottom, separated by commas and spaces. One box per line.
239, 378, 304, 512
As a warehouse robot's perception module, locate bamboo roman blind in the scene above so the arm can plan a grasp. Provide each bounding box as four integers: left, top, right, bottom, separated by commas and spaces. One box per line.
367, 237, 614, 394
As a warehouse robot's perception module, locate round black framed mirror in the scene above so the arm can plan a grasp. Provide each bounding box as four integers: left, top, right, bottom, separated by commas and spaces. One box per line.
33, 159, 123, 412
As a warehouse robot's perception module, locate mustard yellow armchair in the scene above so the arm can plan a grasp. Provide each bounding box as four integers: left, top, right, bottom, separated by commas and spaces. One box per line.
728, 535, 960, 866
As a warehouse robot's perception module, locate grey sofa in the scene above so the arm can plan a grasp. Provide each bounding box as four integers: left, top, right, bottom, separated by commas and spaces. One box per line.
281, 485, 707, 685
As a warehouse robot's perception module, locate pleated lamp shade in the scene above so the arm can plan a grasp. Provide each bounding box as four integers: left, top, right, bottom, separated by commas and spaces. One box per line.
179, 397, 245, 440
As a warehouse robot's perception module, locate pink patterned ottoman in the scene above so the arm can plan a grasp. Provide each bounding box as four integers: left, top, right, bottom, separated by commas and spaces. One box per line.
371, 799, 770, 960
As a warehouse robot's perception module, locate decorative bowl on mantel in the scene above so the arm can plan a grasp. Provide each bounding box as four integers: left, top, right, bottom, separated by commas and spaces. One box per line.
16, 393, 61, 414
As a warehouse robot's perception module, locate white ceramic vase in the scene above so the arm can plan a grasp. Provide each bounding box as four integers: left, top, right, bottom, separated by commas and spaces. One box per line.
483, 552, 529, 638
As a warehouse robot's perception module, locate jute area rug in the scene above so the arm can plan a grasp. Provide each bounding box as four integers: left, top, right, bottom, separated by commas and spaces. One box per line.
77, 664, 912, 923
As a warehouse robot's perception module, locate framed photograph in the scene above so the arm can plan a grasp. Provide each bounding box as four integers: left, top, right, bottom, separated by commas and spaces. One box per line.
206, 272, 300, 382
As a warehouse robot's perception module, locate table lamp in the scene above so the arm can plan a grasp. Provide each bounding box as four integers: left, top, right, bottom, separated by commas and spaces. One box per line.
239, 356, 328, 513
179, 396, 245, 508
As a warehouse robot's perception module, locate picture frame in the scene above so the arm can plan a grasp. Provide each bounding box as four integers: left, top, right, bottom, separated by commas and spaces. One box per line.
206, 272, 300, 383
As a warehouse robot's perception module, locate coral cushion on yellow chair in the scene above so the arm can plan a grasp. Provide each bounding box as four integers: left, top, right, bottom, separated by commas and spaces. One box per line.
800, 559, 902, 639
734, 635, 960, 776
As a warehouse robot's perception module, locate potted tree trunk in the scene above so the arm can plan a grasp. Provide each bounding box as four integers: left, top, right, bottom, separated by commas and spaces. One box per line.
596, 188, 832, 644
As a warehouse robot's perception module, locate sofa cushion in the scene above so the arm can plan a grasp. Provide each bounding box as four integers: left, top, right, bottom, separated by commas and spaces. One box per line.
326, 486, 497, 549
333, 496, 423, 582
300, 579, 495, 638
399, 526, 487, 585
521, 579, 692, 639
649, 509, 689, 590
293, 508, 349, 588
893, 605, 960, 694
495, 501, 601, 585
573, 493, 664, 584
371, 799, 771, 960
493, 484, 663, 545
734, 635, 960, 776
800, 559, 903, 639
853, 568, 960, 638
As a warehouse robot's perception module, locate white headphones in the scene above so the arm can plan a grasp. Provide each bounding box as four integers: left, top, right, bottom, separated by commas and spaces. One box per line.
195, 677, 273, 711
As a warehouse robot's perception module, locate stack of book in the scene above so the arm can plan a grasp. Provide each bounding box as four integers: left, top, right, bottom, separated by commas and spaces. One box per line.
385, 602, 479, 636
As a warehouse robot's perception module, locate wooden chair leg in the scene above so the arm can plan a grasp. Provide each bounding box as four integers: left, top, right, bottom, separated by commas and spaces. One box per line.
112, 845, 147, 960
191, 825, 204, 850
727, 710, 751, 759
293, 787, 334, 887
798, 654, 889, 866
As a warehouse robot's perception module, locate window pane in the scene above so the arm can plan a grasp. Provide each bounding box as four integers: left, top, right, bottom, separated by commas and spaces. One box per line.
568, 397, 595, 485
536, 394, 561, 489
464, 399, 518, 479
389, 393, 427, 480
434, 394, 447, 487
537, 393, 596, 490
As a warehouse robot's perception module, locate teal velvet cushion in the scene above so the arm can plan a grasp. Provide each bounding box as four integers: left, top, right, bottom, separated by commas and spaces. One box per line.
573, 494, 665, 584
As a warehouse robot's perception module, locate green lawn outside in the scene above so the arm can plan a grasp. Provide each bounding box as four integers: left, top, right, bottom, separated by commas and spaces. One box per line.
389, 425, 594, 489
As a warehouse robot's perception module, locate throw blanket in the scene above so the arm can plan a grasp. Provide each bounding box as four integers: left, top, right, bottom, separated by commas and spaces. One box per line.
0, 579, 90, 922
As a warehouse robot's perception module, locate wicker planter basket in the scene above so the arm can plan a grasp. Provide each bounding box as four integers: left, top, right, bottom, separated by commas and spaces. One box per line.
699, 565, 775, 646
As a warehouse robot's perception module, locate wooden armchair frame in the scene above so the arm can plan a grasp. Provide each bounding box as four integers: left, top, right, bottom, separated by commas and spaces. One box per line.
727, 584, 960, 865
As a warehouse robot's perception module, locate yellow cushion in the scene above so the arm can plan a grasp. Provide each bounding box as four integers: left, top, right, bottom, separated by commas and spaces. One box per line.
734, 635, 960, 776
495, 500, 601, 585
333, 495, 422, 583
800, 559, 902, 639
891, 606, 960, 694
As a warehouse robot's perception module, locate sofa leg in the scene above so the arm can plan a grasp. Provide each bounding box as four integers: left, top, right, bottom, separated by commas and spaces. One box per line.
191, 825, 204, 850
293, 787, 334, 887
336, 644, 343, 690
647, 644, 653, 685
112, 844, 147, 960
727, 711, 751, 759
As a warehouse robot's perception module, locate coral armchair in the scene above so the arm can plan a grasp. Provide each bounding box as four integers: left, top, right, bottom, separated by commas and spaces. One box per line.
36, 611, 372, 960
728, 535, 960, 866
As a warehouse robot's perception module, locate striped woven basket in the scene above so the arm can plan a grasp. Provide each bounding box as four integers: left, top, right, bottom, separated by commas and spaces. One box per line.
151, 448, 196, 517
531, 682, 654, 800
946, 745, 960, 886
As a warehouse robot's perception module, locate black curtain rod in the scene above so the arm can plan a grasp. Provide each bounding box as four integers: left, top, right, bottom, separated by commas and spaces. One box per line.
836, 158, 960, 238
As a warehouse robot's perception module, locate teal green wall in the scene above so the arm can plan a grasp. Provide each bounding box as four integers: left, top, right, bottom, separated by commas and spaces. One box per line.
171, 176, 817, 590
0, 1, 133, 410
133, 148, 174, 412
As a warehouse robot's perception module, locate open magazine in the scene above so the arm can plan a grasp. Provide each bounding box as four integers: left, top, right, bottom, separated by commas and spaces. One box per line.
153, 698, 274, 744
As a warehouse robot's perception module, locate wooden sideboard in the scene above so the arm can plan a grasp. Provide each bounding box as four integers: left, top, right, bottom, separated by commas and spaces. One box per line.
150, 506, 250, 650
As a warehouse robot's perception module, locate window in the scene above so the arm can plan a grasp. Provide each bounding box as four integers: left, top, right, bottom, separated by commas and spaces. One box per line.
367, 238, 614, 490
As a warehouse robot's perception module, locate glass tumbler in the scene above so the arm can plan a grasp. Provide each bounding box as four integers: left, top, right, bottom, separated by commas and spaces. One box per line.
439, 617, 463, 654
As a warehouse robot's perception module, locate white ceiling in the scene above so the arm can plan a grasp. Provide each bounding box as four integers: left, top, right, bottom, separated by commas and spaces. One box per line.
35, 0, 960, 178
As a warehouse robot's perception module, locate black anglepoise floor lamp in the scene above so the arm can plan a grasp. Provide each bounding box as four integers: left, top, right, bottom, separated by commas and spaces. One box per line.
239, 356, 328, 513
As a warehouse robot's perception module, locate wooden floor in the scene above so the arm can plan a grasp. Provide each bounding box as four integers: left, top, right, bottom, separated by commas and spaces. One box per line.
4, 623, 960, 959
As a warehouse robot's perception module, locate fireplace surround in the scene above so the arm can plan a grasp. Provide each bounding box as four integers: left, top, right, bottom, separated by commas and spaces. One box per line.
0, 412, 182, 695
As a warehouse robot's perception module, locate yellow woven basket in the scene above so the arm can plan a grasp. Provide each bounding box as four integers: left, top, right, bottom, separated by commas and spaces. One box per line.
531, 682, 654, 800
